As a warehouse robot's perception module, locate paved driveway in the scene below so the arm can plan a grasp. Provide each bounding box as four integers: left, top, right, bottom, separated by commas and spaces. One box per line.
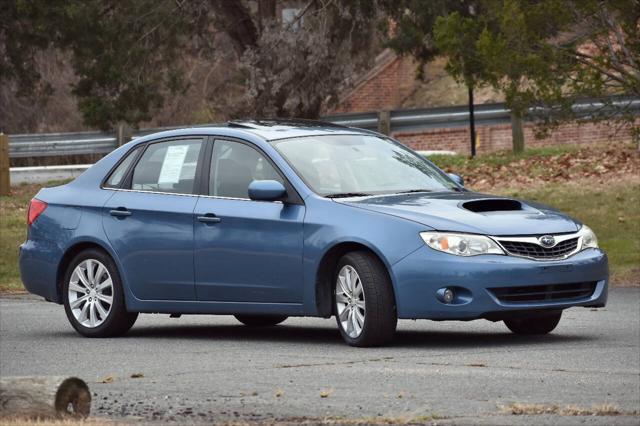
1, 290, 639, 425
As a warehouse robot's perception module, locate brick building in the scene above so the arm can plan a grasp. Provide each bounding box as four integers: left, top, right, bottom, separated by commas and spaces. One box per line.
330, 50, 637, 154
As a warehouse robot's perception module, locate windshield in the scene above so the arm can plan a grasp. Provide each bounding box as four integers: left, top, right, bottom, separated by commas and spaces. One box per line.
271, 134, 458, 197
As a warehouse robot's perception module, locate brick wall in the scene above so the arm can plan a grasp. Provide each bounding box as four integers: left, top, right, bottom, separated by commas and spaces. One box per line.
332, 54, 416, 114
331, 50, 638, 154
393, 119, 640, 154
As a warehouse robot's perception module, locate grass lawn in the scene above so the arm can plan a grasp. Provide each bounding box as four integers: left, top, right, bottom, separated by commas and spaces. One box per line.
0, 181, 68, 292
429, 144, 583, 169
500, 182, 640, 284
1, 163, 638, 292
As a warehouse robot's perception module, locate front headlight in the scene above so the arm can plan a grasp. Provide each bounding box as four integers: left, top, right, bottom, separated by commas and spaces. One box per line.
578, 225, 599, 249
420, 232, 505, 256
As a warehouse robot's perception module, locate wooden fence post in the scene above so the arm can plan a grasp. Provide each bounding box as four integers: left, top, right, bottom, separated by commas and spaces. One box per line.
0, 134, 10, 196
116, 122, 132, 146
378, 111, 391, 136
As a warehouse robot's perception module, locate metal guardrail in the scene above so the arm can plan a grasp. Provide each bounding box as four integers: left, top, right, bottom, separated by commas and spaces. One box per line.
325, 98, 640, 132
9, 131, 117, 158
7, 97, 640, 158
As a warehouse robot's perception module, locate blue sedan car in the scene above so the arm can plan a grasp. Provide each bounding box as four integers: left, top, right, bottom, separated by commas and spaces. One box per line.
20, 120, 608, 346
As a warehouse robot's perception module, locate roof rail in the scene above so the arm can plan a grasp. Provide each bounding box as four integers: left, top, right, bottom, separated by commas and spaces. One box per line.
228, 118, 350, 129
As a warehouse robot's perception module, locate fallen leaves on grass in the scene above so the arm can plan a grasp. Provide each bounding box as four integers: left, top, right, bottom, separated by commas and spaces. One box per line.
435, 144, 640, 192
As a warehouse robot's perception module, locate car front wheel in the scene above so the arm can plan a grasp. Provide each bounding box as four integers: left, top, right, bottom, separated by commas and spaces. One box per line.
334, 251, 397, 347
504, 311, 562, 335
63, 249, 137, 337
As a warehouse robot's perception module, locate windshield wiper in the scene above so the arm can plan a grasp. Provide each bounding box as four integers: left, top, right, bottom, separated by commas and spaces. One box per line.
325, 192, 372, 198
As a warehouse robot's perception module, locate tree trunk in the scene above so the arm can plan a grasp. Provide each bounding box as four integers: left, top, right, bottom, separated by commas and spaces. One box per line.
258, 0, 277, 30
210, 1, 259, 57
0, 376, 91, 420
510, 111, 525, 153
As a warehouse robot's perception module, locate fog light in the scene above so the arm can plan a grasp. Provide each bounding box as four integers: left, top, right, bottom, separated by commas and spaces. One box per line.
443, 288, 455, 304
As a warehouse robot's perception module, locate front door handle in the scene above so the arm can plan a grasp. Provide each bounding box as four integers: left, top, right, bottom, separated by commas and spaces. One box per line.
110, 208, 131, 218
197, 214, 221, 224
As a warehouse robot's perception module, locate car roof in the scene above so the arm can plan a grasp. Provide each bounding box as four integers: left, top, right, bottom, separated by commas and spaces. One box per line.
228, 119, 373, 140
132, 119, 376, 144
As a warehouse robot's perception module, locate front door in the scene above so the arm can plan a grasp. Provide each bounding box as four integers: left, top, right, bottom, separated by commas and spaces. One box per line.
194, 139, 305, 303
103, 138, 204, 301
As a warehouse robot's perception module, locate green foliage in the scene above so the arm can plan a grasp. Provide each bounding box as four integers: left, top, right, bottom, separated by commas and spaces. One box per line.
387, 0, 639, 135
475, 0, 573, 115
1, 0, 193, 130
0, 0, 64, 96
431, 0, 575, 116
1, 1, 382, 129
379, 0, 474, 78
60, 1, 192, 130
433, 11, 486, 88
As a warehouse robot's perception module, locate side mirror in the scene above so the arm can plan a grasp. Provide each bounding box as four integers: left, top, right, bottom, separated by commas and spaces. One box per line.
248, 180, 286, 201
447, 173, 464, 187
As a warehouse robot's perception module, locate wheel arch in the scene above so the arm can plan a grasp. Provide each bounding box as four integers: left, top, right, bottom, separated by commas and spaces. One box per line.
314, 241, 397, 318
56, 240, 120, 304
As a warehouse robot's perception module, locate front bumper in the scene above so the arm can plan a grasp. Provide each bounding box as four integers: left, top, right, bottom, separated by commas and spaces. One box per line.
391, 246, 608, 320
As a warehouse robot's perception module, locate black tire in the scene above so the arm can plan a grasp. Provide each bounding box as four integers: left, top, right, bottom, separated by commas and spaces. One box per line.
504, 311, 562, 335
63, 248, 138, 337
334, 251, 397, 347
234, 315, 288, 327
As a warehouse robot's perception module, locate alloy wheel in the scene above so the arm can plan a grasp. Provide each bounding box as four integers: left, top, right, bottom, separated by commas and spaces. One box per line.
335, 265, 366, 338
68, 259, 113, 328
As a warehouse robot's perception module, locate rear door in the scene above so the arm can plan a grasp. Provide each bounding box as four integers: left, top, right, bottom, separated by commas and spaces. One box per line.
103, 137, 205, 301
193, 138, 305, 303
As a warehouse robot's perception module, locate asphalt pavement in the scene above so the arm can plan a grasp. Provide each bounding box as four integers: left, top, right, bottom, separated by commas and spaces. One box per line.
1, 289, 639, 425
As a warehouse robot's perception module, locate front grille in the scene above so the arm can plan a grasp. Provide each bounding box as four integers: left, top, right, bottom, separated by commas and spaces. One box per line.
499, 237, 579, 260
489, 282, 597, 304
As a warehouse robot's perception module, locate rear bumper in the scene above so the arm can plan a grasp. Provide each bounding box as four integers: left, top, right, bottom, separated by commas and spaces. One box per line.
19, 239, 63, 303
391, 246, 608, 320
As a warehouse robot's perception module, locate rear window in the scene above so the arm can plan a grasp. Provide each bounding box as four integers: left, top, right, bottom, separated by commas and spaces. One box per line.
103, 146, 142, 189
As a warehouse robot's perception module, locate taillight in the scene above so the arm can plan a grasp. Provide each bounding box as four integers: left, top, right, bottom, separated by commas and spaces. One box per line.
27, 199, 47, 226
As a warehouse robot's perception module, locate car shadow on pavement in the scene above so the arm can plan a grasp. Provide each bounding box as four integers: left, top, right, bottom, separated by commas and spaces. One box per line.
118, 322, 592, 349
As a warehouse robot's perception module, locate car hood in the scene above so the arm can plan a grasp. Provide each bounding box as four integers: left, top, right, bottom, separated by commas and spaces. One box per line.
337, 191, 581, 236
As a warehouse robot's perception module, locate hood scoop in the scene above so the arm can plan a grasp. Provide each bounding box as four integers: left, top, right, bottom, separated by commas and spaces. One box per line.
462, 198, 524, 213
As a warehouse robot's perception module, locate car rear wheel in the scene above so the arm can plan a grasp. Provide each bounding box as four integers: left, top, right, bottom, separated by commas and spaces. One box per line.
504, 311, 562, 335
234, 315, 288, 327
334, 251, 397, 347
63, 248, 137, 337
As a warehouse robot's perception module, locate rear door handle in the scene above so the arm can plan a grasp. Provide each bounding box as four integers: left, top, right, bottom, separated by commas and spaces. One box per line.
110, 208, 131, 218
197, 214, 221, 224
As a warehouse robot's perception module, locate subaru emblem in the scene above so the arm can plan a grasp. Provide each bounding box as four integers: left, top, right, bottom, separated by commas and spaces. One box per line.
539, 235, 556, 247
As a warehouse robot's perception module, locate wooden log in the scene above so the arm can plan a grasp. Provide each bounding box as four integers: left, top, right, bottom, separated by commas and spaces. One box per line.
0, 376, 91, 420
0, 133, 9, 196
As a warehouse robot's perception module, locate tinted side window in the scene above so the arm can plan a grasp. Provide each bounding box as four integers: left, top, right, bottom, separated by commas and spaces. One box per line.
210, 140, 283, 198
131, 139, 202, 194
104, 146, 141, 188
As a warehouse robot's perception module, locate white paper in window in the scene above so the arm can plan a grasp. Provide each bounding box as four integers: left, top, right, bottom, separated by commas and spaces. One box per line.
158, 145, 189, 184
